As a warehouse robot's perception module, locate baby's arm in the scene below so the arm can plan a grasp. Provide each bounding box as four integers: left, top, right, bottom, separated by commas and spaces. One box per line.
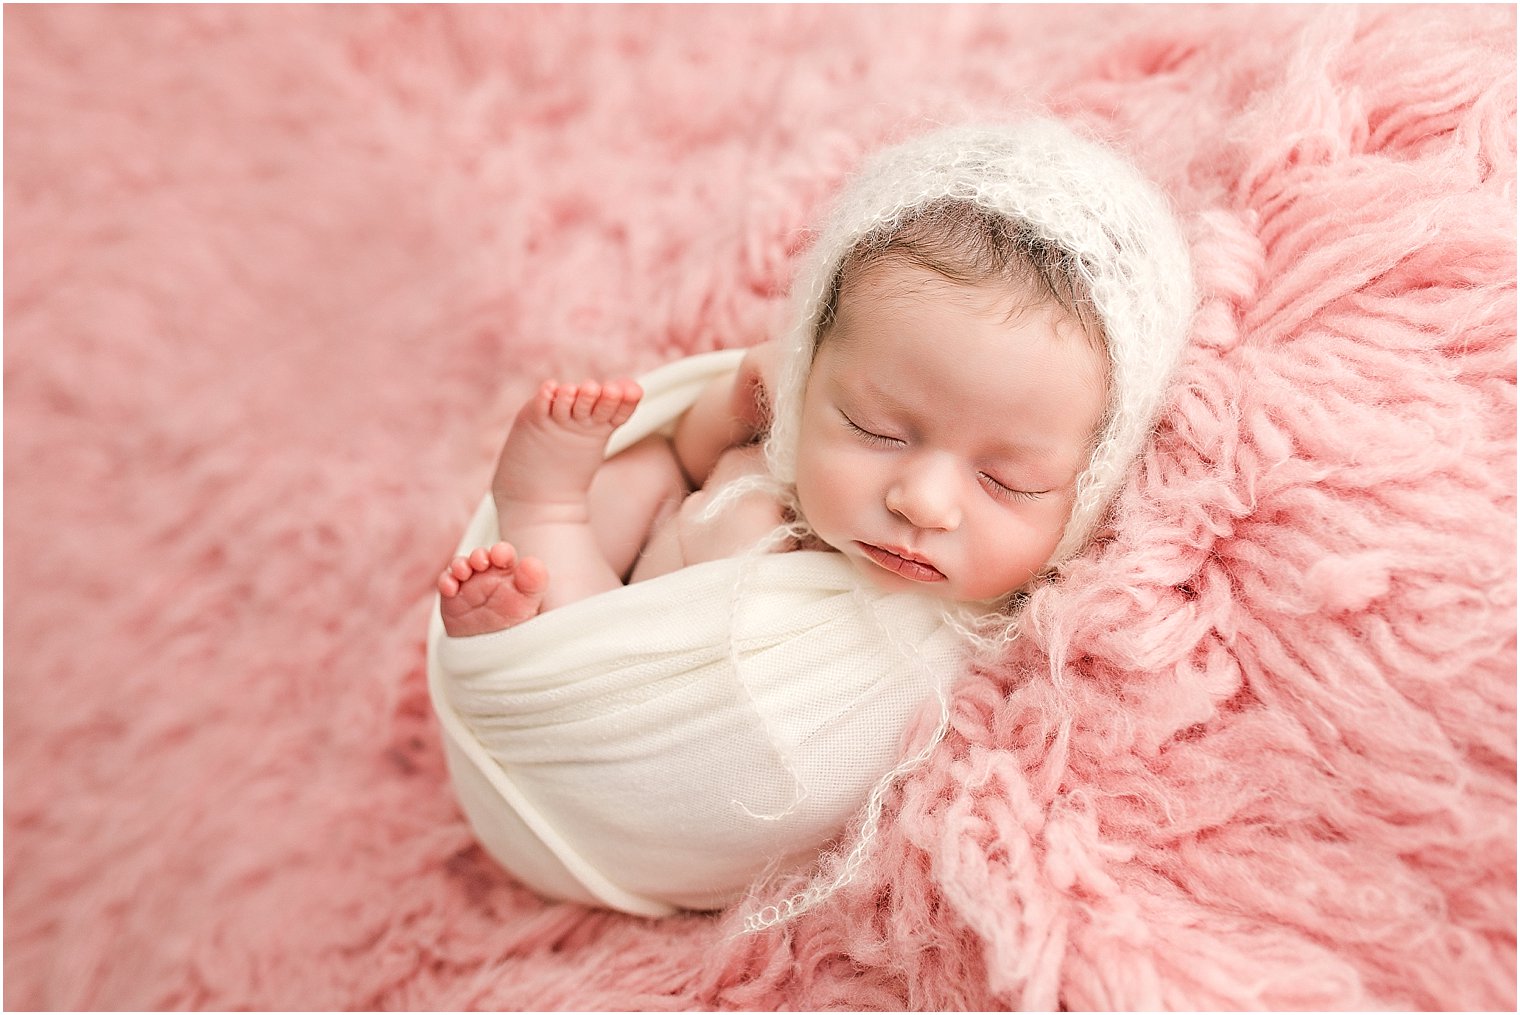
670, 341, 778, 486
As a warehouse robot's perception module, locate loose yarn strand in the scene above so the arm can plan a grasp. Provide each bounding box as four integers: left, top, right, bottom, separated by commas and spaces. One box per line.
739, 596, 957, 934
710, 475, 816, 822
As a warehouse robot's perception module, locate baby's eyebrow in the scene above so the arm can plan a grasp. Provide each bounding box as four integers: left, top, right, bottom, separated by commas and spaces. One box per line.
841, 373, 911, 416
985, 436, 1090, 485
990, 436, 1061, 462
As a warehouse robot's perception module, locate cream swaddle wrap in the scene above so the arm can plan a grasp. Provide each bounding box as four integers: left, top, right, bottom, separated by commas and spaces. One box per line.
428, 350, 966, 917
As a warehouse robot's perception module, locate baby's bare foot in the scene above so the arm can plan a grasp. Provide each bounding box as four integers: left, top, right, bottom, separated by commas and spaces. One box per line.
438, 542, 548, 637
493, 378, 643, 514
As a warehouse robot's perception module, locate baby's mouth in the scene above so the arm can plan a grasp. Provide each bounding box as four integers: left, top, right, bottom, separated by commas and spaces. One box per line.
856, 542, 947, 583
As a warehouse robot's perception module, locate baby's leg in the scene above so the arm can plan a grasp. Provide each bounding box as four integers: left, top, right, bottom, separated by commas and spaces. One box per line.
438, 542, 547, 637
492, 379, 641, 610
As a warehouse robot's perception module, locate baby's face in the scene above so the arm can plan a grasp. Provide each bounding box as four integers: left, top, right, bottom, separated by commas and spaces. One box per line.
794, 257, 1108, 602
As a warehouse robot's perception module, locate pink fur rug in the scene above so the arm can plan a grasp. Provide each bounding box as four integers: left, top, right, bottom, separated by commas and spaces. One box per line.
5, 5, 1515, 1010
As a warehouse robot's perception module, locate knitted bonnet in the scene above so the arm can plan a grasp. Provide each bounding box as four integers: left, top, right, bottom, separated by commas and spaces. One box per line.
766, 119, 1196, 571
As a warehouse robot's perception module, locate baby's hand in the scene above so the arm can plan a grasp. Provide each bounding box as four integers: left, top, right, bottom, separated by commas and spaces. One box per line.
672, 340, 782, 488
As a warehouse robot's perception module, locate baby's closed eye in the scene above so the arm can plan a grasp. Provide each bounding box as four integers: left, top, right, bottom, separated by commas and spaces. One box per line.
840, 412, 905, 447
977, 472, 1046, 502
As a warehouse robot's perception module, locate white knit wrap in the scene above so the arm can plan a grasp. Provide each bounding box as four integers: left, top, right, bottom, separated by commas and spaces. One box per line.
766, 120, 1196, 569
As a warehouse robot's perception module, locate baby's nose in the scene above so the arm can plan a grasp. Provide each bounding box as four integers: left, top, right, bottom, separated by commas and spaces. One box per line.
885, 458, 961, 531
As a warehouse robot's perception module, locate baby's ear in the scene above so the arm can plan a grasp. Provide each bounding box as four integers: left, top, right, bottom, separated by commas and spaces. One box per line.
734, 341, 781, 433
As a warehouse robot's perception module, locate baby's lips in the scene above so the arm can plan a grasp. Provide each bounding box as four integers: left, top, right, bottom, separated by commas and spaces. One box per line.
857, 542, 947, 583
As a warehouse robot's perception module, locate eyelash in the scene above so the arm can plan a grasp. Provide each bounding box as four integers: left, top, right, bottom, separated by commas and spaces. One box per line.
842, 414, 904, 448
979, 473, 1043, 503
842, 413, 1045, 502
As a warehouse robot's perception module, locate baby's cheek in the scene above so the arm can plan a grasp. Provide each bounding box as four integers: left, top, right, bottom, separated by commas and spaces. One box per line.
794, 464, 841, 537
1006, 505, 1069, 575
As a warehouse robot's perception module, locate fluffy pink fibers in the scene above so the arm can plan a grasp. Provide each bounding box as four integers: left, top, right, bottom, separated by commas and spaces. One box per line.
4, 4, 1514, 1010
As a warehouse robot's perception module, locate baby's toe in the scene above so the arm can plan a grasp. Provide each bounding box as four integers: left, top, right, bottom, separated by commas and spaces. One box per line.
608, 379, 642, 425
546, 382, 578, 424
514, 556, 549, 596
569, 381, 601, 420
487, 542, 517, 570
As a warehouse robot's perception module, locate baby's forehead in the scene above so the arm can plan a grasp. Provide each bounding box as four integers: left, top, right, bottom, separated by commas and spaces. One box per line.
825, 259, 1109, 401
833, 253, 1105, 351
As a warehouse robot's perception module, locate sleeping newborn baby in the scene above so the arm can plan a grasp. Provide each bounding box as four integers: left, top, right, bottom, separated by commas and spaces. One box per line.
426, 118, 1194, 921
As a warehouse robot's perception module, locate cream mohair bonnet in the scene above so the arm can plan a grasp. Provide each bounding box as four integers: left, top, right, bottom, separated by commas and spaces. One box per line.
766, 118, 1196, 572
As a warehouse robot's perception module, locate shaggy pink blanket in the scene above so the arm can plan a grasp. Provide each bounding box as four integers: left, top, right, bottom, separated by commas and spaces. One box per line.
5, 5, 1515, 1010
